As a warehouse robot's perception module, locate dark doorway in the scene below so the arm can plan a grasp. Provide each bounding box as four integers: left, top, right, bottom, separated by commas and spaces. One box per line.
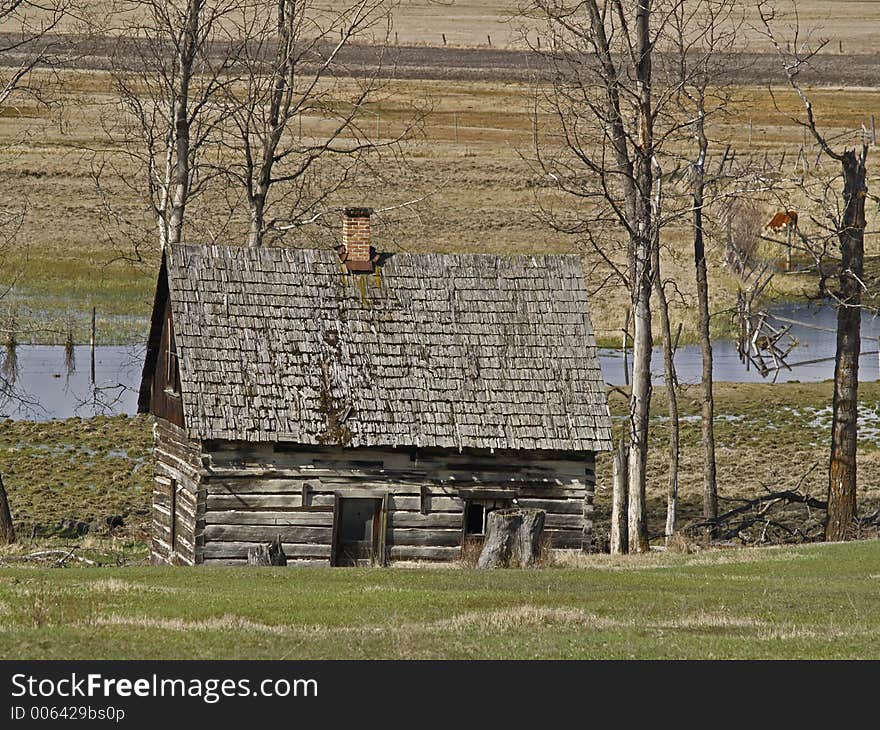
332, 497, 383, 566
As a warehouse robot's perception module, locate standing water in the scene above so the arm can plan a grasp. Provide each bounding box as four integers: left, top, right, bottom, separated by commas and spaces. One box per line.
1, 345, 143, 421
1, 303, 878, 421
600, 301, 880, 386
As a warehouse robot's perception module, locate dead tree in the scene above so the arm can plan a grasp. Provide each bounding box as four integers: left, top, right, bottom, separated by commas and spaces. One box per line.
219, 0, 421, 247
761, 3, 869, 541
0, 473, 14, 545
667, 0, 746, 537
99, 0, 241, 254
477, 508, 546, 568
649, 166, 680, 540
529, 0, 668, 552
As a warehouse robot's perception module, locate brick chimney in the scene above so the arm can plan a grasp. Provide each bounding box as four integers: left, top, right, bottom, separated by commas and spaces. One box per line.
341, 207, 374, 272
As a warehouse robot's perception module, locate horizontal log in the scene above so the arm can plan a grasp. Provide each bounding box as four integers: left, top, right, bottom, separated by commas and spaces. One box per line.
387, 496, 462, 512
205, 511, 333, 527
207, 494, 305, 510
543, 529, 585, 549
389, 545, 461, 561
388, 512, 462, 529
204, 524, 332, 544
388, 528, 462, 547
515, 486, 588, 498
544, 514, 585, 529
202, 542, 332, 560
202, 558, 330, 568
206, 478, 310, 495
516, 498, 584, 515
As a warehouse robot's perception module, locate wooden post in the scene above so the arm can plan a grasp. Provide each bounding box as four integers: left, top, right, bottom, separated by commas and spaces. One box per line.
610, 440, 628, 554
786, 222, 793, 271
89, 307, 96, 385
487, 34, 491, 46
0, 472, 15, 545
442, 33, 446, 45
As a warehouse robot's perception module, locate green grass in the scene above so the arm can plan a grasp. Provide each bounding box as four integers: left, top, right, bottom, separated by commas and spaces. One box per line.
0, 415, 153, 535
1, 541, 879, 659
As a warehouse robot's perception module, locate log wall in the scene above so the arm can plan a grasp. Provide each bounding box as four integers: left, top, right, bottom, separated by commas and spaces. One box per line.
198, 442, 596, 565
151, 419, 203, 565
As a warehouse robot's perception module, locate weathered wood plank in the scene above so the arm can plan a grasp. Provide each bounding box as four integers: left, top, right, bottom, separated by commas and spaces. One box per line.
202, 541, 332, 559
389, 545, 461, 561
388, 528, 462, 547
388, 512, 462, 529
205, 511, 334, 527
544, 514, 584, 529
204, 524, 332, 544
516, 498, 585, 515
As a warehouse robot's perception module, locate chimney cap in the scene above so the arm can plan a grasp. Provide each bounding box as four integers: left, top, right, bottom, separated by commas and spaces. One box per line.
344, 206, 373, 218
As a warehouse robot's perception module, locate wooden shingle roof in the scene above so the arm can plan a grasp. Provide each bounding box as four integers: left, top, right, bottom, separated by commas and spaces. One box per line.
142, 244, 612, 452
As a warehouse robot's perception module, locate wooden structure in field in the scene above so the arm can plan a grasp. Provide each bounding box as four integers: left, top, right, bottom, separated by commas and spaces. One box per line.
138, 209, 612, 566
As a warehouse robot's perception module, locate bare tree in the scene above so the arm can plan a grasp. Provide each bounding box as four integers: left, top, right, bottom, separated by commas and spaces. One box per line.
98, 0, 241, 255
665, 0, 745, 536
760, 2, 870, 541
529, 0, 673, 552
218, 0, 417, 247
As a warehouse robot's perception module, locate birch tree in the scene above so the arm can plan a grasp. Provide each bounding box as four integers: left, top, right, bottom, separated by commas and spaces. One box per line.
529, 0, 690, 551
218, 0, 416, 247
100, 0, 241, 254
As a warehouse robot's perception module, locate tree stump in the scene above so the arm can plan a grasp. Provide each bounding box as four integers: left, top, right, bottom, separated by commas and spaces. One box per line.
247, 535, 287, 566
477, 508, 545, 569
0, 472, 15, 545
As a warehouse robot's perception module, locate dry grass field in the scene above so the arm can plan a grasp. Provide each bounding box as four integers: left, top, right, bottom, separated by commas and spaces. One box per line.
1, 61, 879, 347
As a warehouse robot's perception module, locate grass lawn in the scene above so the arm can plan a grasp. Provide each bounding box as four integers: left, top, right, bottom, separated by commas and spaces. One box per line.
0, 541, 878, 659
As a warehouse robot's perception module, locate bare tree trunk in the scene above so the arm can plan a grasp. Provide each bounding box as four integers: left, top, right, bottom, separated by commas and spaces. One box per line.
826, 148, 867, 541
166, 0, 202, 248
610, 440, 629, 554
247, 193, 267, 248
693, 131, 718, 537
627, 0, 654, 555
651, 160, 679, 540
0, 472, 15, 545
653, 254, 679, 540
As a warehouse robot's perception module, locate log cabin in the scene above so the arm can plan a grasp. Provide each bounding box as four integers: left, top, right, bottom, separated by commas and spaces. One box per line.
138, 208, 613, 566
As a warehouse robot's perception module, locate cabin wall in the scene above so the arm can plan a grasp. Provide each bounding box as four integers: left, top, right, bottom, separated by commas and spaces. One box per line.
151, 418, 203, 565
198, 443, 596, 565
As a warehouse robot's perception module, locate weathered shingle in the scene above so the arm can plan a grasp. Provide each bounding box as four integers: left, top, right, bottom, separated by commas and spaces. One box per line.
160, 244, 612, 452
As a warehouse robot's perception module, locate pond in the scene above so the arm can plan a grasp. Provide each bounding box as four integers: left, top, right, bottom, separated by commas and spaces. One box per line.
1, 302, 878, 421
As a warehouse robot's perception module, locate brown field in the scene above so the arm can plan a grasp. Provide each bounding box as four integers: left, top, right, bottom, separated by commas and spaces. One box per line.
1, 60, 879, 347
